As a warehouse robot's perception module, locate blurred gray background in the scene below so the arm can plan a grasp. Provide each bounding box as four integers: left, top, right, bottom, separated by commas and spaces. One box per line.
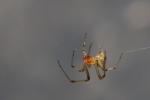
0, 0, 150, 100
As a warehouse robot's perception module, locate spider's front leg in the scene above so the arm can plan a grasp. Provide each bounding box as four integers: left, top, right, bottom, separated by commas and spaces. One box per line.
71, 50, 85, 72
57, 60, 90, 83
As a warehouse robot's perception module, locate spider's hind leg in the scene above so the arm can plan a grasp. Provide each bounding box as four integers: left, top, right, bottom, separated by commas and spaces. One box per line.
95, 65, 106, 80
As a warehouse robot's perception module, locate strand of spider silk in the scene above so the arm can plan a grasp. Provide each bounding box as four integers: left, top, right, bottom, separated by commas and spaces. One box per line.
124, 46, 150, 54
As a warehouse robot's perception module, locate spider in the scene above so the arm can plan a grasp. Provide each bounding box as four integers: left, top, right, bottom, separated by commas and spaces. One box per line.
57, 33, 150, 83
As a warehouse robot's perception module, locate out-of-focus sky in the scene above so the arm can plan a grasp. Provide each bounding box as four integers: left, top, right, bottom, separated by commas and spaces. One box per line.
0, 0, 150, 100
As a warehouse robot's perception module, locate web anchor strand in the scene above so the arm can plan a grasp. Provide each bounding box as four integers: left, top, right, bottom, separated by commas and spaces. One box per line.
124, 47, 150, 54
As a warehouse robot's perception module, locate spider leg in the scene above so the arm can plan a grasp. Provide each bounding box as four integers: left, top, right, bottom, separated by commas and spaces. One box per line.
71, 50, 78, 68
57, 60, 90, 83
71, 50, 85, 72
71, 50, 75, 67
77, 67, 85, 72
87, 42, 93, 55
107, 46, 150, 71
82, 32, 87, 48
95, 65, 106, 80
106, 52, 124, 71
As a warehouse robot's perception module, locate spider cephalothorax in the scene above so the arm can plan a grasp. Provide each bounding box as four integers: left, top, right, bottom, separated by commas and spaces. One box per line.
83, 55, 95, 65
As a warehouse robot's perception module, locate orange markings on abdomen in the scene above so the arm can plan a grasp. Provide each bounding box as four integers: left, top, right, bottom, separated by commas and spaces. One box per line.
83, 55, 95, 65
